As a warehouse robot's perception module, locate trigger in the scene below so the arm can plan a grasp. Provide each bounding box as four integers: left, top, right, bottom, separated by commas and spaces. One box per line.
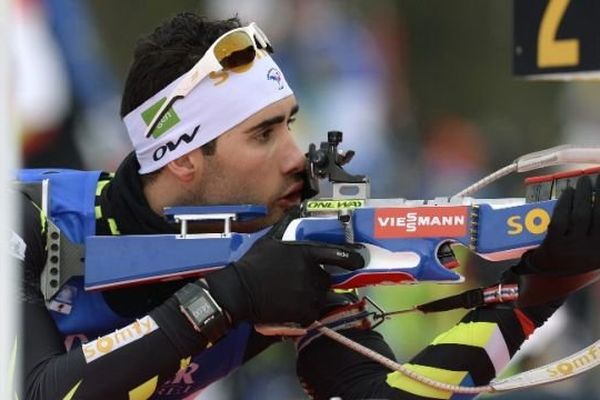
350, 243, 370, 269
438, 243, 460, 269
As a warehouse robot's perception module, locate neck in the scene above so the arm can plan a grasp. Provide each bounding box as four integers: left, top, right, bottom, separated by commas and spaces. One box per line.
143, 175, 273, 234
143, 176, 177, 216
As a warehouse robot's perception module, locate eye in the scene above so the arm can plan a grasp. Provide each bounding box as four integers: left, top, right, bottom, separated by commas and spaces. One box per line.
287, 117, 297, 130
254, 129, 273, 143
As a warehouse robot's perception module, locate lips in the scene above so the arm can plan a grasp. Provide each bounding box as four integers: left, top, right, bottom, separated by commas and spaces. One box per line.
276, 182, 304, 209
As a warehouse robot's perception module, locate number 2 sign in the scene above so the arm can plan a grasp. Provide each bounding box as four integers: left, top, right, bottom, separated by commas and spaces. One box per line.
513, 0, 600, 78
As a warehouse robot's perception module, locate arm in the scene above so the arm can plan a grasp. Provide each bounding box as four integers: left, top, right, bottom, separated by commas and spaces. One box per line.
18, 192, 214, 399
296, 284, 561, 400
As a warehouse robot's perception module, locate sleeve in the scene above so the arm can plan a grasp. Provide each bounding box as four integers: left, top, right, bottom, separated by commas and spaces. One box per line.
15, 193, 223, 400
296, 294, 562, 400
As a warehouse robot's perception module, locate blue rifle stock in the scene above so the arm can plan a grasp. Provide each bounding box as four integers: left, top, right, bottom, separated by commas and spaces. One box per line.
84, 198, 558, 291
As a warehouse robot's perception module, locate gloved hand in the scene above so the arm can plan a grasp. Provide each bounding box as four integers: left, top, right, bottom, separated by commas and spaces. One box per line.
205, 207, 366, 326
507, 175, 600, 307
515, 174, 600, 276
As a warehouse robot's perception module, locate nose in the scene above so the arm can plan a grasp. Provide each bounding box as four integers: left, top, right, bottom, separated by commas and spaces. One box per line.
280, 134, 306, 176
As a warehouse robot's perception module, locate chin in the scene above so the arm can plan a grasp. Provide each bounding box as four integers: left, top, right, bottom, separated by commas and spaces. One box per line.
228, 208, 278, 232
230, 205, 294, 233
269, 206, 287, 220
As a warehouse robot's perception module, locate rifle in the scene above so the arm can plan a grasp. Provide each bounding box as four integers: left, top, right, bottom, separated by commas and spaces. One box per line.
84, 132, 600, 394
85, 132, 600, 293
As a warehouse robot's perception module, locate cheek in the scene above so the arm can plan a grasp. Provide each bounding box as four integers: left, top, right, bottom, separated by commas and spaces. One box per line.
229, 165, 282, 206
226, 148, 277, 183
208, 163, 266, 203
208, 139, 283, 203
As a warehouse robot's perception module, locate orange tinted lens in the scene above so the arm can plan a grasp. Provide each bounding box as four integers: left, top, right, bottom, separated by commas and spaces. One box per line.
214, 31, 255, 68
220, 46, 255, 69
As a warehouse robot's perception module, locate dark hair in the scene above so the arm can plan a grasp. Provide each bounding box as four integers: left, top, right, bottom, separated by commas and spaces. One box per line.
121, 13, 242, 117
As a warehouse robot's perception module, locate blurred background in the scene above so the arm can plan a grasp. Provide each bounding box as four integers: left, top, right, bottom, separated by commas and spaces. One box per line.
10, 0, 600, 399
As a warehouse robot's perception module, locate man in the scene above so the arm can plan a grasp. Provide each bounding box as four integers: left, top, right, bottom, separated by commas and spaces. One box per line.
15, 12, 600, 400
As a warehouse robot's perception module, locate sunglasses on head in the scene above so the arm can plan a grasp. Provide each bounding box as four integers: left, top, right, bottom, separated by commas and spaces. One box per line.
144, 22, 273, 138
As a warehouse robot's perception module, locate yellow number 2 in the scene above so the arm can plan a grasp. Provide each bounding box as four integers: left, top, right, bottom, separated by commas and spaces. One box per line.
538, 0, 579, 67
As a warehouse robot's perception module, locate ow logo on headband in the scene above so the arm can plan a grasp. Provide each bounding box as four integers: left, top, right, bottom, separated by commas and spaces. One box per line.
152, 125, 201, 161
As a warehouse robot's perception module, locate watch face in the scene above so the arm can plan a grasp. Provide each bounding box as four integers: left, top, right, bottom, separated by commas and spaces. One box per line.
190, 296, 215, 321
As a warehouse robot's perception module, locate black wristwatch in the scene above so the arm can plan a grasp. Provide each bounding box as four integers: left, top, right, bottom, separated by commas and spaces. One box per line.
174, 280, 230, 345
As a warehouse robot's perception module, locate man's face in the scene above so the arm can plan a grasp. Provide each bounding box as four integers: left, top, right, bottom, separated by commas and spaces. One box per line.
185, 95, 305, 229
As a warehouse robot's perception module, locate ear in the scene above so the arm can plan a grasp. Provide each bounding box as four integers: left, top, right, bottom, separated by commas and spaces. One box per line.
165, 149, 203, 183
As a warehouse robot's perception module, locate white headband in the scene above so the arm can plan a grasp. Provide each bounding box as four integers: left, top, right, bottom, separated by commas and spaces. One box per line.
123, 54, 293, 174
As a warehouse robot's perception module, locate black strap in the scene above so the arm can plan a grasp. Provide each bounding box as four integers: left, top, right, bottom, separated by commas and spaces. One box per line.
417, 288, 485, 313
415, 283, 519, 314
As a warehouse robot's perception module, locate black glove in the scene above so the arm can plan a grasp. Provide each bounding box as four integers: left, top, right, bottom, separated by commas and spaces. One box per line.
508, 175, 600, 307
516, 174, 600, 276
205, 208, 366, 326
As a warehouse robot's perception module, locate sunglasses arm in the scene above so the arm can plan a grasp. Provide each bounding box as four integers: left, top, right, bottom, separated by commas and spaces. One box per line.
144, 57, 223, 138
144, 95, 179, 138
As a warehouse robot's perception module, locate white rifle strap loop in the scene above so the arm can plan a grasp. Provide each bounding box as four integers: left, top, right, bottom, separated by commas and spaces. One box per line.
453, 145, 600, 198
483, 283, 519, 305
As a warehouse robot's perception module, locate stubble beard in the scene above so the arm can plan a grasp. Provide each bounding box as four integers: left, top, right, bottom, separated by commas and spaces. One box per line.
174, 158, 285, 233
